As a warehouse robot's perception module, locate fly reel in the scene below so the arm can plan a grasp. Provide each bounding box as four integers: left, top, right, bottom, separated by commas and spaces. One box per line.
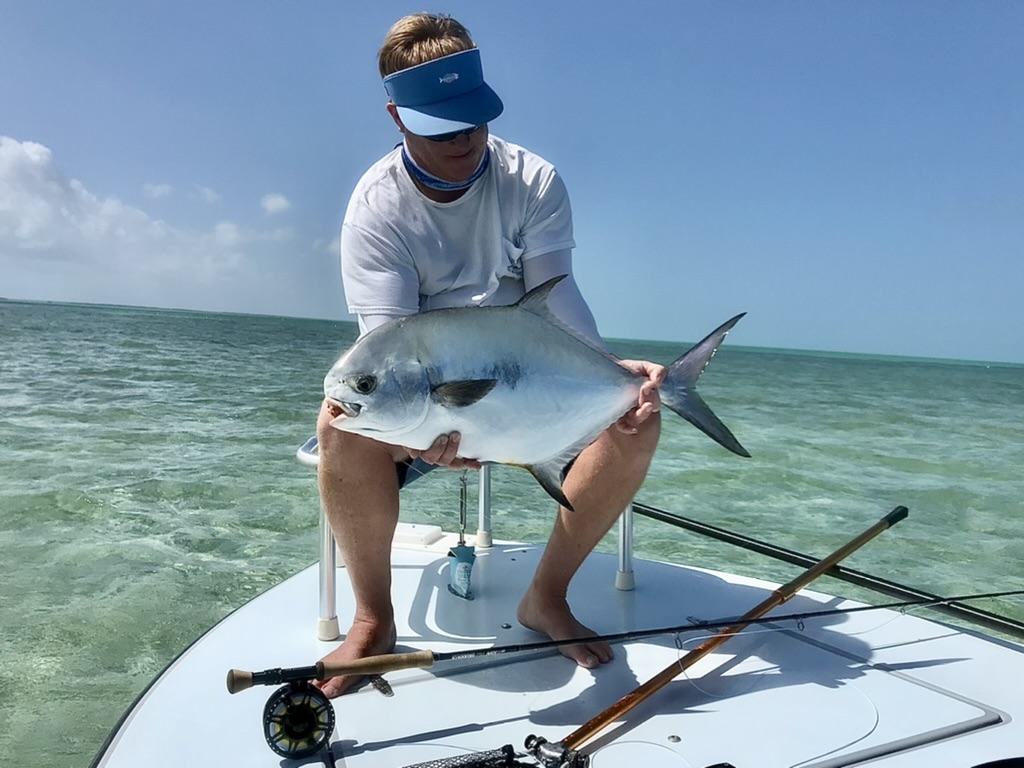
262, 681, 335, 758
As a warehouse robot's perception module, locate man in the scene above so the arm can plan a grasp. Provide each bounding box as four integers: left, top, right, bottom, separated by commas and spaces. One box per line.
315, 12, 664, 698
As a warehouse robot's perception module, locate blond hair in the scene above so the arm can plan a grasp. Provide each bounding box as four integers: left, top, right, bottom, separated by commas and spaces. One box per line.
378, 13, 476, 78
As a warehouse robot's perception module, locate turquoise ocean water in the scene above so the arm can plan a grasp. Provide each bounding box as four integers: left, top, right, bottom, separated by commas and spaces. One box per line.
1, 298, 1022, 766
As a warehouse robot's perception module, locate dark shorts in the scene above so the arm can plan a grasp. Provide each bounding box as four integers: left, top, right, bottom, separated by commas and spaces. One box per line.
396, 457, 436, 489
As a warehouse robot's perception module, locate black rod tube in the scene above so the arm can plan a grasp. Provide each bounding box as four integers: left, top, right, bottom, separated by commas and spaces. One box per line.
632, 501, 1024, 641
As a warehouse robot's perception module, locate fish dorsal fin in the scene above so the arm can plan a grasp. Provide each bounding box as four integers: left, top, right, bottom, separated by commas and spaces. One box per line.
430, 379, 498, 408
515, 275, 615, 359
515, 274, 568, 320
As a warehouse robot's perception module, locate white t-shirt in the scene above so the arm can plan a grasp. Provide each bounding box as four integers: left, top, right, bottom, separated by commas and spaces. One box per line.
341, 135, 576, 317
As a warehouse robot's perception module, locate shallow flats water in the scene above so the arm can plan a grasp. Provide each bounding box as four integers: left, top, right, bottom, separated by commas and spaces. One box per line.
1, 299, 1022, 766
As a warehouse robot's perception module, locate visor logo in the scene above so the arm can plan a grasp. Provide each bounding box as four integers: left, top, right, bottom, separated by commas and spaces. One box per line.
439, 73, 459, 85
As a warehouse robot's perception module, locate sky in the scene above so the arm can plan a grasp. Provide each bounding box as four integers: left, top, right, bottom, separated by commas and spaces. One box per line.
1, 2, 1022, 364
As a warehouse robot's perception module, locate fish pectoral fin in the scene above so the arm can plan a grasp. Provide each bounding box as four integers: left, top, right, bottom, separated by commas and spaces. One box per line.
430, 379, 499, 408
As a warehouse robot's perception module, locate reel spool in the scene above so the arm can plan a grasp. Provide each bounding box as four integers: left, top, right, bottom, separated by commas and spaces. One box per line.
262, 681, 335, 758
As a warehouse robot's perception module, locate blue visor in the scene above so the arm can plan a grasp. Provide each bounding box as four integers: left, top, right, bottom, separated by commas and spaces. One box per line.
383, 48, 503, 137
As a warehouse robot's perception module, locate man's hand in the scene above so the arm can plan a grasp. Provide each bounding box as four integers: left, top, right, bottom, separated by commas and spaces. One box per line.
407, 432, 482, 470
615, 359, 665, 434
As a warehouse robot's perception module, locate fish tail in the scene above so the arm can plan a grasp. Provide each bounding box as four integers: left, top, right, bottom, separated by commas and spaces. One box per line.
660, 313, 750, 458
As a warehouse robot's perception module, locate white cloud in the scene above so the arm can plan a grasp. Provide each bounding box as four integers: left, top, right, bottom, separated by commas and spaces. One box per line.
0, 136, 299, 310
143, 182, 172, 199
261, 193, 291, 215
211, 220, 242, 248
1, 138, 167, 258
194, 184, 221, 203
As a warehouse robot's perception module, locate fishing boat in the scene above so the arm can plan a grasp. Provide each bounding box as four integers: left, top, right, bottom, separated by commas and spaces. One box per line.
91, 437, 1024, 768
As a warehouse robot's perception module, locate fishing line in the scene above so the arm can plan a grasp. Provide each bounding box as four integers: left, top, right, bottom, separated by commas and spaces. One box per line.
669, 625, 786, 701
666, 622, 884, 768
786, 681, 880, 768
669, 596, 986, 702
825, 601, 948, 639
672, 653, 883, 768
670, 597, 1023, 768
807, 592, 1020, 641
228, 588, 1024, 696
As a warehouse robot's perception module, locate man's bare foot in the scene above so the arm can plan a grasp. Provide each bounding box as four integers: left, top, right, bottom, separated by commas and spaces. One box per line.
517, 589, 613, 669
314, 618, 397, 698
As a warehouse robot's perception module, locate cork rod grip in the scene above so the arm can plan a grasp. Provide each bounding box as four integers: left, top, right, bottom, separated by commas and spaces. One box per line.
320, 649, 436, 678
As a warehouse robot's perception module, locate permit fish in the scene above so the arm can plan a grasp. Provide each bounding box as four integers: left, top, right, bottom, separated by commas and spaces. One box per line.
324, 276, 749, 509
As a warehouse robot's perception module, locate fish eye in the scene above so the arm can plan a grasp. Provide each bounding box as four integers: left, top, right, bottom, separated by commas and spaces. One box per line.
350, 375, 377, 395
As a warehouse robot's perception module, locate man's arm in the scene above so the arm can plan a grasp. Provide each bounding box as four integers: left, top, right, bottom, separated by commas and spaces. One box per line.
356, 314, 398, 336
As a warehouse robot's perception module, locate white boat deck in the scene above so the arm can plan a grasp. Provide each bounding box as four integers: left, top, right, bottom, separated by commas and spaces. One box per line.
93, 522, 1024, 768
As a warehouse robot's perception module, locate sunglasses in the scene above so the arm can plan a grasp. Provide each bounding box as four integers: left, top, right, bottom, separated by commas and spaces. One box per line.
424, 125, 483, 143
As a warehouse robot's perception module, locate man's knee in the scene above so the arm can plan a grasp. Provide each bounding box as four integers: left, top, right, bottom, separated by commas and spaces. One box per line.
613, 411, 661, 458
317, 401, 360, 472
316, 400, 408, 475
638, 410, 662, 451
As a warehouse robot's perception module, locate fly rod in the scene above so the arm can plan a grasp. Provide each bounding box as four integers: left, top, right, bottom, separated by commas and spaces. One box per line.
526, 505, 909, 767
227, 582, 1024, 694
228, 506, 1024, 697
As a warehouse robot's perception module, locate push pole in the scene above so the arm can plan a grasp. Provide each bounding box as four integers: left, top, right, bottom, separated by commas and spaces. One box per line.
527, 506, 909, 767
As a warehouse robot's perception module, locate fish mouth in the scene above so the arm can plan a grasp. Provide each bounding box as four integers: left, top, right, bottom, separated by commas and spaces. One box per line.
327, 398, 361, 418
